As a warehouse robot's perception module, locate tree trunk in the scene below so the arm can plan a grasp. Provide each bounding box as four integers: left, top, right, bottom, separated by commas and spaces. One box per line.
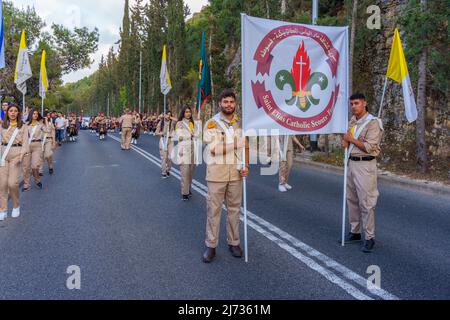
349, 0, 358, 96
281, 0, 287, 16
416, 0, 428, 173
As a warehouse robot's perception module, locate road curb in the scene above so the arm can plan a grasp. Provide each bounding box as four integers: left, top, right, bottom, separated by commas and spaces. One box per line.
295, 158, 450, 197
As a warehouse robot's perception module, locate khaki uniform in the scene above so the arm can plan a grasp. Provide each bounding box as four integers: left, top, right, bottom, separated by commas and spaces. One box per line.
23, 122, 48, 188
42, 122, 56, 171
175, 119, 199, 195
119, 114, 134, 149
277, 136, 294, 185
0, 124, 30, 212
347, 113, 383, 241
203, 113, 247, 249
156, 119, 175, 175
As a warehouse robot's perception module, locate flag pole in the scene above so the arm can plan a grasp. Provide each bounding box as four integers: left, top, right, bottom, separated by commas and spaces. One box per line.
378, 77, 388, 118
164, 93, 168, 151
241, 13, 249, 263
23, 93, 25, 114
41, 95, 44, 116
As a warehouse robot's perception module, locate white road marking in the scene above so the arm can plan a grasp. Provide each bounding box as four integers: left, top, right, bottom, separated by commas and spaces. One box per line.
108, 134, 399, 300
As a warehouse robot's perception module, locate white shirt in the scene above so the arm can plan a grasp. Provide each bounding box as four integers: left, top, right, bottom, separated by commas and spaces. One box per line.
55, 117, 65, 129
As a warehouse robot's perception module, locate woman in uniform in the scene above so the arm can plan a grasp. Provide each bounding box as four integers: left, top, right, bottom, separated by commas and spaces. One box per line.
175, 106, 199, 201
42, 115, 56, 175
22, 109, 48, 191
155, 111, 177, 178
0, 104, 29, 221
131, 111, 142, 145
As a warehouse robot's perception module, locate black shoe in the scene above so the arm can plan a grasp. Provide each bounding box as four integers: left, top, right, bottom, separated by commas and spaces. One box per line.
188, 191, 193, 198
39, 173, 44, 177
36, 182, 43, 189
182, 195, 189, 201
167, 172, 171, 177
162, 174, 168, 179
362, 239, 375, 253
229, 245, 243, 258
49, 168, 54, 175
202, 248, 216, 263
343, 232, 362, 244
22, 187, 30, 192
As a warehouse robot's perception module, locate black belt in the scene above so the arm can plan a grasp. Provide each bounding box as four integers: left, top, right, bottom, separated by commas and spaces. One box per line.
349, 156, 376, 162
2, 143, 22, 147
31, 139, 42, 142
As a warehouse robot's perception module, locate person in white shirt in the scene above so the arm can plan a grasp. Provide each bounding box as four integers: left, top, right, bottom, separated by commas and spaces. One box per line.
55, 113, 66, 146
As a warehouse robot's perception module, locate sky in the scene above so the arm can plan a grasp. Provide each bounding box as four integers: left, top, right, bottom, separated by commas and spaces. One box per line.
13, 0, 209, 84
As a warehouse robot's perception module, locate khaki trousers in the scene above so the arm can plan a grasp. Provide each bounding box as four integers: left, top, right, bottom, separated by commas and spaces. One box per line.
205, 180, 242, 249
23, 142, 43, 188
279, 150, 293, 185
43, 140, 54, 169
347, 159, 379, 240
121, 128, 132, 149
160, 141, 173, 175
0, 147, 22, 212
180, 164, 195, 195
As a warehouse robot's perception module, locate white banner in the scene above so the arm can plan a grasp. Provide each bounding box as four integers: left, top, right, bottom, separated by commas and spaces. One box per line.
15, 47, 32, 95
242, 14, 349, 136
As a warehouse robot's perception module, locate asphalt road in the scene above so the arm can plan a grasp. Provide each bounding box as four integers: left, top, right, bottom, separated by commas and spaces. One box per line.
0, 130, 449, 300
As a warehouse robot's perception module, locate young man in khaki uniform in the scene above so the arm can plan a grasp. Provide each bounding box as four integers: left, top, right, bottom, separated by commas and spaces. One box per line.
119, 109, 134, 150
202, 89, 249, 263
342, 93, 383, 253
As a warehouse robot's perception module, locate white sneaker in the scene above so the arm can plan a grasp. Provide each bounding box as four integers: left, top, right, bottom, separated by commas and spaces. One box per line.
278, 185, 288, 193
0, 211, 7, 221
285, 184, 293, 190
11, 207, 20, 218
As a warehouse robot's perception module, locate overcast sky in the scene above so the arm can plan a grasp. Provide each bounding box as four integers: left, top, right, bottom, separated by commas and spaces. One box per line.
13, 0, 209, 83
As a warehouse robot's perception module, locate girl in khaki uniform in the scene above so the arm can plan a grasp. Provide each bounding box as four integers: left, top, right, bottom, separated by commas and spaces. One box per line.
0, 105, 29, 221
23, 110, 49, 191
42, 116, 56, 175
276, 135, 305, 192
155, 111, 177, 178
175, 106, 199, 201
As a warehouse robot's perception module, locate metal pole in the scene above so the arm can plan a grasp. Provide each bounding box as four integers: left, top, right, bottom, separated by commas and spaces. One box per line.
378, 77, 388, 118
107, 93, 110, 118
139, 48, 142, 114
312, 0, 319, 25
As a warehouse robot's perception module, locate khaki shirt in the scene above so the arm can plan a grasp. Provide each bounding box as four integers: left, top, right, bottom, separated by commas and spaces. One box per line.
349, 113, 383, 157
120, 114, 135, 128
28, 122, 50, 141
0, 124, 30, 157
204, 113, 246, 182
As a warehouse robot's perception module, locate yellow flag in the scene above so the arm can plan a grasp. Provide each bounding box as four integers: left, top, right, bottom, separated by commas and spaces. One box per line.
39, 50, 48, 98
385, 28, 417, 123
160, 45, 172, 95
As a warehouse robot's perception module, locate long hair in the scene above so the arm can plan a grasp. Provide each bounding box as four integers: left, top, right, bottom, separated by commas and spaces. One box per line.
161, 111, 172, 130
26, 109, 43, 124
178, 106, 194, 125
2, 104, 24, 129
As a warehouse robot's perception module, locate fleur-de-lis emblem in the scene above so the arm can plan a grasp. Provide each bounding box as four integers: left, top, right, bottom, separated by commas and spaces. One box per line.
275, 41, 328, 112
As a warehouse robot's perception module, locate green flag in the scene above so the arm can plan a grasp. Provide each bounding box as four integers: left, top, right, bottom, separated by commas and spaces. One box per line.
196, 32, 212, 114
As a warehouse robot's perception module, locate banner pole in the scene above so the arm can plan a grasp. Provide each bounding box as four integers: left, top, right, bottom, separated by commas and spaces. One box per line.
341, 148, 349, 246
378, 77, 388, 118
23, 93, 25, 115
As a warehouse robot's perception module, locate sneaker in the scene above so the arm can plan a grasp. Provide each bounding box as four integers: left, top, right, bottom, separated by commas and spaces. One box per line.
188, 191, 193, 198
49, 168, 54, 175
362, 239, 375, 253
344, 232, 363, 244
11, 207, 20, 218
285, 184, 293, 190
278, 184, 288, 192
182, 195, 189, 201
37, 182, 43, 189
22, 187, 30, 192
162, 174, 169, 179
0, 212, 7, 221
39, 173, 44, 177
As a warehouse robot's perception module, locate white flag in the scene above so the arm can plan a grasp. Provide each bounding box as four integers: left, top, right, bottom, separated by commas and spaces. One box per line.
14, 31, 32, 95
242, 14, 349, 136
160, 45, 172, 95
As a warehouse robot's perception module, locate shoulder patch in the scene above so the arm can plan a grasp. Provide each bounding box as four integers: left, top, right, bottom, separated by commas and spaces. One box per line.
207, 121, 216, 129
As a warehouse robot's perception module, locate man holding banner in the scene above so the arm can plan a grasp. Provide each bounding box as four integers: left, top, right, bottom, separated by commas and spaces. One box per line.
342, 93, 383, 253
202, 89, 249, 264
